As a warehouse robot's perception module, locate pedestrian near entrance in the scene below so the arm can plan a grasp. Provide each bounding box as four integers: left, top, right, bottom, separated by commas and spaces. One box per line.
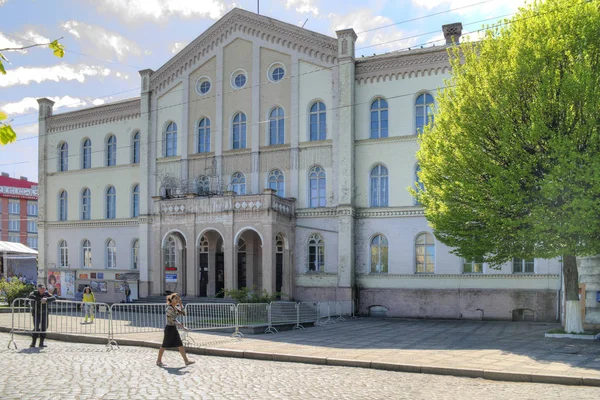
125, 285, 132, 303
82, 287, 96, 323
156, 293, 195, 367
28, 284, 56, 348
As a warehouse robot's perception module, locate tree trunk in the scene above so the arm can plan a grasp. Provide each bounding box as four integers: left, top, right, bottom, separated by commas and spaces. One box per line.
563, 254, 584, 334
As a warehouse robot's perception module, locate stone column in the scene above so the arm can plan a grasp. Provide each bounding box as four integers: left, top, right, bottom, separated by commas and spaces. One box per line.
138, 69, 154, 297
180, 76, 190, 186
334, 29, 357, 300
208, 244, 216, 296
215, 47, 224, 192
251, 43, 261, 194
261, 227, 275, 294
36, 98, 55, 286
290, 55, 300, 199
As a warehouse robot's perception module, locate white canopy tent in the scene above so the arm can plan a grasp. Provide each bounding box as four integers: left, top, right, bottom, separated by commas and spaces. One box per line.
0, 241, 38, 283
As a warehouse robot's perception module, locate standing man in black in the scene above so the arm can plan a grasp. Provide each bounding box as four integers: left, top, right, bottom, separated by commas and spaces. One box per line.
29, 284, 56, 348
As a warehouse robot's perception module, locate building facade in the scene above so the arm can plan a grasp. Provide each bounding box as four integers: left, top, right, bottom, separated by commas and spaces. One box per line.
37, 8, 561, 320
0, 173, 38, 249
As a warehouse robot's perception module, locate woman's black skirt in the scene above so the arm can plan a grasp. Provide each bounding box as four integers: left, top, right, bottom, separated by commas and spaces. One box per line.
161, 325, 183, 348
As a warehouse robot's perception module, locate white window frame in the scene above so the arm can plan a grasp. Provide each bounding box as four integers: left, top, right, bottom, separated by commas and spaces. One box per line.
27, 201, 38, 216
132, 131, 140, 164
415, 92, 435, 134
106, 186, 116, 219
268, 169, 285, 197
370, 98, 389, 139
308, 166, 326, 208
513, 258, 535, 274
230, 172, 246, 195
82, 239, 92, 268
370, 164, 388, 207
58, 142, 68, 172
132, 184, 139, 217
232, 112, 247, 149
82, 138, 91, 169
106, 134, 117, 166
370, 234, 389, 273
463, 258, 484, 274
197, 118, 210, 153
164, 122, 178, 157
81, 188, 91, 220
106, 239, 117, 269
59, 240, 69, 268
8, 199, 20, 214
132, 239, 139, 270
59, 190, 68, 221
268, 107, 285, 145
8, 217, 19, 232
309, 101, 326, 141
415, 232, 435, 274
307, 233, 325, 272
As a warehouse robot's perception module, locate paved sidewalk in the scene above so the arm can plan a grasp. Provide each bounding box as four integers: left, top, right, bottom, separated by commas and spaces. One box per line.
3, 315, 600, 386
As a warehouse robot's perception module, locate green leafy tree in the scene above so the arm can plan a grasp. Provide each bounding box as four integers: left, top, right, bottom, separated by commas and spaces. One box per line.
0, 38, 64, 145
416, 0, 600, 333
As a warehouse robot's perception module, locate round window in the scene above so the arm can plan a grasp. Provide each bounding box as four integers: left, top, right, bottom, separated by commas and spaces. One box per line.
271, 67, 284, 82
234, 73, 246, 88
195, 77, 211, 95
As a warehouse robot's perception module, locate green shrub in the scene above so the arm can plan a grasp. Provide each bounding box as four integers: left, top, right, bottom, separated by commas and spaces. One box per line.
216, 286, 287, 303
0, 279, 35, 306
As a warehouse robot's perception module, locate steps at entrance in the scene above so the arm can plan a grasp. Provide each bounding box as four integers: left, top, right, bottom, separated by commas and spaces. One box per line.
133, 295, 236, 305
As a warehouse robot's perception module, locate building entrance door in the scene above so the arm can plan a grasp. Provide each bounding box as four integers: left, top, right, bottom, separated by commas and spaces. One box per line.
215, 252, 224, 297
198, 253, 208, 297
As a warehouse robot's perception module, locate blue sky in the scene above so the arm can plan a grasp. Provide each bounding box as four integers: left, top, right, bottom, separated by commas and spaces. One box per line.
0, 0, 526, 182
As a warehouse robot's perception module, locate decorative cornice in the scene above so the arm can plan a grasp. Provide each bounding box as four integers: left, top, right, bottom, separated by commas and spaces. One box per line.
223, 148, 252, 156
259, 144, 290, 153
356, 207, 424, 219
296, 208, 337, 218
355, 47, 451, 84
157, 155, 182, 164
46, 98, 140, 134
45, 218, 140, 229
299, 139, 333, 149
357, 273, 560, 279
151, 8, 337, 95
47, 163, 138, 177
355, 135, 418, 146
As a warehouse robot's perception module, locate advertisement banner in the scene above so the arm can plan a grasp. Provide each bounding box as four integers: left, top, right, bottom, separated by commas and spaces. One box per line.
63, 272, 75, 299
90, 281, 107, 293
47, 271, 61, 296
165, 274, 178, 283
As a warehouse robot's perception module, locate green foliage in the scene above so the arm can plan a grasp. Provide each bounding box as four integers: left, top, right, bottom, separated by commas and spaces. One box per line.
0, 279, 35, 306
415, 0, 600, 265
0, 38, 64, 145
217, 287, 287, 303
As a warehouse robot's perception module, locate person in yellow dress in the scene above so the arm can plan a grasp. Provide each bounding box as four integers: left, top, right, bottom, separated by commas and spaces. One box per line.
82, 286, 96, 323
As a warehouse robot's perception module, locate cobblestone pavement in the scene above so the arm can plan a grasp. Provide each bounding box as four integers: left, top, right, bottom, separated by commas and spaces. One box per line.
0, 333, 599, 400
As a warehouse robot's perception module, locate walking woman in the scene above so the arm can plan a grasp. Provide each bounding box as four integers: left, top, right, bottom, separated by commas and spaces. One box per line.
82, 286, 95, 323
156, 293, 195, 367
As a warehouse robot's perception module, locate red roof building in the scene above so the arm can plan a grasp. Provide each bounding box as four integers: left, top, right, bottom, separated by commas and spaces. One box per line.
0, 172, 38, 249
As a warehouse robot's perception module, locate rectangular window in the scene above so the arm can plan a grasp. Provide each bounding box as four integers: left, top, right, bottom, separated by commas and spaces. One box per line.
463, 258, 484, 273
27, 219, 37, 233
8, 199, 20, 214
27, 236, 38, 249
8, 235, 20, 243
513, 258, 535, 273
8, 218, 19, 232
27, 201, 38, 216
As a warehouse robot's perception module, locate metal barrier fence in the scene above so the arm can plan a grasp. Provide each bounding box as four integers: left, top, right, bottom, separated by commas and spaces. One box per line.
7, 298, 358, 349
8, 298, 112, 349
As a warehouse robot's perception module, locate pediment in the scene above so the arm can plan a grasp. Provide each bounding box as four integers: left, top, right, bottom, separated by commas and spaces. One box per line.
150, 8, 338, 95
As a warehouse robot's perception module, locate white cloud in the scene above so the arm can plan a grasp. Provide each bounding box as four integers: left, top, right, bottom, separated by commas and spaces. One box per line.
0, 0, 7, 6
90, 0, 229, 22
1, 96, 97, 116
0, 64, 111, 88
170, 41, 185, 54
285, 0, 319, 16
330, 10, 417, 54
144, 49, 152, 56
410, 0, 530, 16
0, 30, 50, 55
61, 20, 142, 61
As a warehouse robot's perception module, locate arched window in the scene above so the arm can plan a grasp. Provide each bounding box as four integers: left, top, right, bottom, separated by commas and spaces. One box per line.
132, 239, 139, 270
82, 239, 92, 268
106, 239, 116, 268
414, 163, 424, 205
82, 139, 91, 169
276, 234, 284, 253
415, 93, 435, 134
370, 234, 389, 273
232, 112, 247, 149
415, 233, 435, 274
132, 131, 140, 163
370, 165, 388, 207
197, 118, 210, 153
268, 169, 284, 196
370, 98, 388, 139
198, 236, 209, 253
81, 188, 91, 220
106, 186, 116, 219
59, 240, 68, 268
307, 233, 324, 272
164, 236, 176, 270
269, 107, 284, 145
59, 142, 68, 172
59, 190, 68, 221
197, 175, 210, 195
165, 122, 177, 157
309, 101, 326, 141
132, 184, 139, 217
106, 134, 117, 166
308, 166, 326, 208
230, 172, 246, 195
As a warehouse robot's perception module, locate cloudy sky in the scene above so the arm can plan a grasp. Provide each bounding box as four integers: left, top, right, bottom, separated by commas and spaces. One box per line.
0, 0, 527, 181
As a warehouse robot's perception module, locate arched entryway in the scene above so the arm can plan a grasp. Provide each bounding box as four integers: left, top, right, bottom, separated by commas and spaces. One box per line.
197, 229, 225, 297
234, 229, 263, 291
275, 234, 285, 295
162, 231, 187, 295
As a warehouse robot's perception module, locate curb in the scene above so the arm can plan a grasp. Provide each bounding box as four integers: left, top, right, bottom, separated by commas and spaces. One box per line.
3, 328, 599, 387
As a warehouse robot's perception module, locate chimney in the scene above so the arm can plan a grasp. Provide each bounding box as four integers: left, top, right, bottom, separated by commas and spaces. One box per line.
20, 176, 27, 181
442, 22, 463, 45
1, 172, 9, 177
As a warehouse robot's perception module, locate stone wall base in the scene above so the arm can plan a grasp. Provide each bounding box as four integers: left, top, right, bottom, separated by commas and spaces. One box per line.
356, 288, 557, 322
295, 286, 353, 302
